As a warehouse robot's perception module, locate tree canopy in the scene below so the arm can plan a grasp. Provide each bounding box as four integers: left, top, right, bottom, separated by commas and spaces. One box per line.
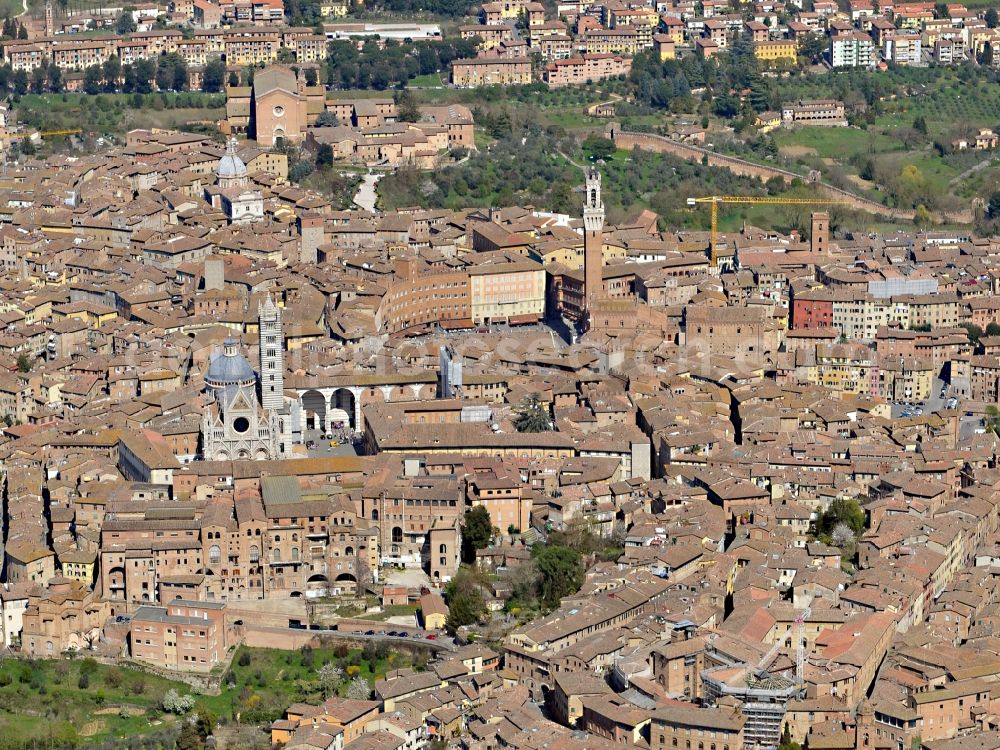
461, 506, 493, 563
445, 567, 487, 628
514, 393, 552, 433
815, 497, 866, 539
534, 545, 583, 609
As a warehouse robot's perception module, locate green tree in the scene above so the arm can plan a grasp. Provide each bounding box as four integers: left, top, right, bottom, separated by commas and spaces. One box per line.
395, 89, 421, 122
987, 7, 999, 27
513, 392, 551, 432
986, 405, 1000, 435
582, 134, 615, 162
913, 204, 931, 228
16, 354, 32, 372
461, 505, 493, 563
172, 56, 189, 91
798, 33, 828, 64
46, 64, 62, 93
195, 709, 217, 743
83, 65, 102, 95
316, 143, 334, 169
960, 322, 983, 344
816, 497, 865, 538
316, 110, 339, 127
175, 720, 203, 750
912, 115, 928, 135
977, 42, 995, 66
445, 567, 487, 628
30, 65, 45, 94
155, 54, 175, 91
203, 58, 225, 92
987, 322, 1000, 337
103, 55, 122, 91
133, 58, 156, 93
989, 190, 1000, 219
12, 69, 27, 95
535, 545, 583, 609
779, 723, 802, 750
289, 158, 314, 183
116, 9, 137, 35
228, 70, 240, 87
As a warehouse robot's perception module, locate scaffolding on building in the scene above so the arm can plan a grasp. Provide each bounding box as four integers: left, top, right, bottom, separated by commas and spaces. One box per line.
701, 653, 803, 750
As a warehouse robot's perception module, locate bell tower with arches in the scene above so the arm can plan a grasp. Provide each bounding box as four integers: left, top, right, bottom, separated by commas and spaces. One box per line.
583, 166, 605, 325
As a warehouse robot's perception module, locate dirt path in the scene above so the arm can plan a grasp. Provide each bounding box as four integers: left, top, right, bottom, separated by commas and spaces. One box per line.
949, 155, 997, 188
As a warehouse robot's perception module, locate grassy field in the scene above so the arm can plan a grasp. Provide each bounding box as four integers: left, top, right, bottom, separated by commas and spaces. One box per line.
15, 93, 225, 141
772, 126, 898, 162
408, 72, 447, 88
0, 657, 186, 748
0, 643, 426, 749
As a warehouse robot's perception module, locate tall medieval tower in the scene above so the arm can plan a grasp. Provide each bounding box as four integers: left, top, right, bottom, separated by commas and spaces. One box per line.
583, 166, 604, 323
44, 0, 54, 37
258, 295, 284, 411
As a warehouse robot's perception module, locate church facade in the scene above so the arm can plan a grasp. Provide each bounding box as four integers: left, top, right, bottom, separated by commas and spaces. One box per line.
200, 297, 297, 461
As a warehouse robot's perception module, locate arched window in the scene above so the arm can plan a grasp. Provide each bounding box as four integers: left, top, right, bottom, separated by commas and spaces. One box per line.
209, 545, 221, 565
273, 549, 280, 562
249, 545, 260, 563
292, 533, 298, 542
439, 544, 447, 554
291, 548, 299, 561
392, 527, 403, 544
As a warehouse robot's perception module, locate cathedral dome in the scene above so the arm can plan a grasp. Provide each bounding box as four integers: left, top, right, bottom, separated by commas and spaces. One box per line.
205, 338, 257, 389
217, 138, 247, 181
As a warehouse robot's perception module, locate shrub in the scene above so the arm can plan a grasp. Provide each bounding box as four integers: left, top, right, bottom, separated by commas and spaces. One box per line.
162, 688, 196, 714
238, 651, 252, 667
104, 667, 124, 688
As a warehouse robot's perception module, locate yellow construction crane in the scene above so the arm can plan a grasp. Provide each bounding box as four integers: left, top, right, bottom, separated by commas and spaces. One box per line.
686, 195, 851, 269
38, 129, 82, 137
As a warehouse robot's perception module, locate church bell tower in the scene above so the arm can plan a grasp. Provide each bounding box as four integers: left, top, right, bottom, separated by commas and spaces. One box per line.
258, 295, 284, 411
